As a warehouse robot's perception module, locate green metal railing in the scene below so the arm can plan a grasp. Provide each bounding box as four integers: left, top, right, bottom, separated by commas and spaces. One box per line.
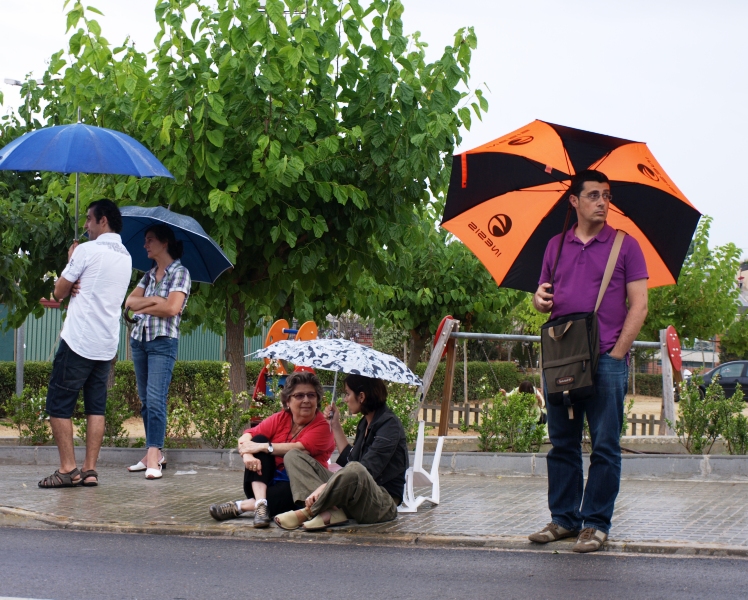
5, 305, 269, 362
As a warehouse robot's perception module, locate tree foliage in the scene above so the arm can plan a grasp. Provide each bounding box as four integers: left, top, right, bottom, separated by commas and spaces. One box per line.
365, 217, 523, 369
4, 0, 486, 391
0, 112, 70, 328
640, 216, 741, 344
719, 312, 748, 362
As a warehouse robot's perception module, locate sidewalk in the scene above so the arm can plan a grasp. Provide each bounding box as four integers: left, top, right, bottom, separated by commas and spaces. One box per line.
3, 463, 748, 558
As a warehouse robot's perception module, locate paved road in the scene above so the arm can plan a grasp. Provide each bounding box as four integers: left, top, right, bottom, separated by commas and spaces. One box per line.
1, 528, 747, 600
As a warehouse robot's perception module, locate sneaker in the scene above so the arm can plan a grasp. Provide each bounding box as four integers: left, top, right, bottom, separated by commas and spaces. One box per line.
572, 527, 608, 553
528, 522, 579, 544
209, 502, 240, 521
253, 503, 271, 528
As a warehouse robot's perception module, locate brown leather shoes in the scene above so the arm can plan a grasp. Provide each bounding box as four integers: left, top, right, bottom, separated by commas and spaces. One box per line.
572, 528, 608, 553
528, 522, 579, 543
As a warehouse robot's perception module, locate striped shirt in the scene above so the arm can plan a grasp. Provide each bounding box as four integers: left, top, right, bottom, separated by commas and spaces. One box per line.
130, 259, 191, 342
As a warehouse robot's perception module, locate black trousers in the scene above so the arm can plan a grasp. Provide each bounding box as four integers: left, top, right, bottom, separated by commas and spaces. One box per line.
242, 435, 296, 516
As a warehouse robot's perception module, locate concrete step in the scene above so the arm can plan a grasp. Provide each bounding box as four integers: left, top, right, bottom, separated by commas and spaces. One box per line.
2, 445, 748, 481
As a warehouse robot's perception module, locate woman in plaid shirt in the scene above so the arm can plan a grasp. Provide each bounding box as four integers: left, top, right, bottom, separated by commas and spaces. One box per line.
124, 225, 191, 480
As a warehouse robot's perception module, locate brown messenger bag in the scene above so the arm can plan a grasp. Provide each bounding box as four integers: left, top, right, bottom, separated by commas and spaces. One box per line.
540, 230, 626, 418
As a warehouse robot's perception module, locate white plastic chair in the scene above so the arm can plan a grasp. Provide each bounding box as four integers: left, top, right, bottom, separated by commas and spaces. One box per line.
398, 420, 445, 513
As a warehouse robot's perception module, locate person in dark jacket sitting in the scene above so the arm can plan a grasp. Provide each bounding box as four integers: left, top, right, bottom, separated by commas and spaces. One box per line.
274, 373, 408, 531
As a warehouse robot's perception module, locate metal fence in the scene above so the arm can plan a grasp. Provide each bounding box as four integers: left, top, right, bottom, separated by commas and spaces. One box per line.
5, 304, 270, 362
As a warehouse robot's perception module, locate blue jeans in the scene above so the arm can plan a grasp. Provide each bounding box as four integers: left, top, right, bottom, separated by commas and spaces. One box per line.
131, 336, 178, 449
545, 353, 628, 534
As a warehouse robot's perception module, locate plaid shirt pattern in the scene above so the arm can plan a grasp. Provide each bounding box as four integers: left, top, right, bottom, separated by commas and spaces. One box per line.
130, 259, 191, 342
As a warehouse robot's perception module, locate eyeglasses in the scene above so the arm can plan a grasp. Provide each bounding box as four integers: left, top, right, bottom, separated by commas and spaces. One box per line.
290, 392, 318, 401
579, 192, 612, 202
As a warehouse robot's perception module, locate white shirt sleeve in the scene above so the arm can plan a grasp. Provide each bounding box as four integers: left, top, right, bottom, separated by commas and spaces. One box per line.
60, 244, 88, 283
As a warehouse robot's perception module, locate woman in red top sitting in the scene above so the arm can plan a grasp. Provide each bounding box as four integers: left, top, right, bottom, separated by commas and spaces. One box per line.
208, 371, 334, 528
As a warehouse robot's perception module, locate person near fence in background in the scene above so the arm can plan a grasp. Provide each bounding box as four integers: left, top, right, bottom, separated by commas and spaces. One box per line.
125, 224, 191, 480
208, 371, 334, 528
507, 380, 546, 424
39, 200, 132, 489
274, 374, 408, 531
530, 170, 648, 553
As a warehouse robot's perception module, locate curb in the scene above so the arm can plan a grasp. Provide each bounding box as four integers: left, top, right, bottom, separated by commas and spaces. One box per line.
2, 506, 747, 559
4, 446, 748, 481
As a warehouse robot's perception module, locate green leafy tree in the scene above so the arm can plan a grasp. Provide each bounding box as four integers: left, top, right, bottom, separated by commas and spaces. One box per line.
719, 312, 748, 362
0, 113, 70, 327
640, 216, 741, 345
17, 0, 486, 395
367, 217, 523, 370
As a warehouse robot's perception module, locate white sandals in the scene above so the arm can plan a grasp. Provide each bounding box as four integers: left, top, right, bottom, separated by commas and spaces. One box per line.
127, 456, 166, 472
145, 464, 163, 480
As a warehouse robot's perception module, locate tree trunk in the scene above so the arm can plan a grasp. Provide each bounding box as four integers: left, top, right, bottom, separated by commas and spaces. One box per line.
407, 329, 428, 372
225, 292, 248, 407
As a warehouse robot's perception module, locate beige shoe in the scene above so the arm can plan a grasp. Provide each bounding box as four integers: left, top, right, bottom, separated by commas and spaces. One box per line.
528, 522, 579, 543
572, 527, 608, 553
302, 508, 348, 531
274, 507, 313, 531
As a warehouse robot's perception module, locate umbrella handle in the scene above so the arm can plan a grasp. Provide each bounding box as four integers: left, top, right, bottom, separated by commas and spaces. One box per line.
328, 371, 339, 431
123, 306, 139, 324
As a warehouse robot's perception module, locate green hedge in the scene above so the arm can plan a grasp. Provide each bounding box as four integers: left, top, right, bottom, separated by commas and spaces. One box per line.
415, 361, 538, 403
630, 373, 662, 397
0, 359, 534, 415
0, 362, 53, 416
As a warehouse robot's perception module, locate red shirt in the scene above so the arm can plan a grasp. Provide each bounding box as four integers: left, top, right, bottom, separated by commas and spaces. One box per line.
246, 410, 334, 470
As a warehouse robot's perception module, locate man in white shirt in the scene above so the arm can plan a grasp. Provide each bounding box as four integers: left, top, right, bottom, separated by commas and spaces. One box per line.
39, 200, 132, 489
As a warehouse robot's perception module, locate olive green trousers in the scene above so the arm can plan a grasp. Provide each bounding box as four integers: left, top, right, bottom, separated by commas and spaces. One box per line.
283, 449, 398, 524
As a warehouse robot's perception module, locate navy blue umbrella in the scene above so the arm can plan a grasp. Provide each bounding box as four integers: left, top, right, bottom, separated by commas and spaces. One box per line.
119, 206, 233, 284
0, 120, 173, 238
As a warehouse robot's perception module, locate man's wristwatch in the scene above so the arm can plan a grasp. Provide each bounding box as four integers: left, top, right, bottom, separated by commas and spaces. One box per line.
267, 442, 274, 454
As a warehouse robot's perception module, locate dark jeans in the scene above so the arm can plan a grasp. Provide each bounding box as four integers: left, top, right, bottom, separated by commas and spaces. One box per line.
131, 336, 178, 449
545, 353, 628, 534
46, 339, 111, 418
242, 435, 295, 517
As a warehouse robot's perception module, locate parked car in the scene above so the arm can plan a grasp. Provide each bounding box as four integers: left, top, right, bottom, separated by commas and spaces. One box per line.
687, 361, 748, 398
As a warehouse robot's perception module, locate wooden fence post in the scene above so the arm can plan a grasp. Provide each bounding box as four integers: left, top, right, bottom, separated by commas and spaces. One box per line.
413, 318, 458, 422
438, 323, 459, 436
463, 339, 468, 404
658, 328, 676, 436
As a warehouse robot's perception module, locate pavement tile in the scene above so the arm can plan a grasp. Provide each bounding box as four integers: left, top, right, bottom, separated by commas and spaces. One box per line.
3, 465, 748, 547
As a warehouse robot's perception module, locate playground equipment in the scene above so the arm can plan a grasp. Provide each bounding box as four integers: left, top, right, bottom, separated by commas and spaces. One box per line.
403, 316, 669, 512
252, 319, 319, 399
419, 315, 671, 438
398, 420, 445, 513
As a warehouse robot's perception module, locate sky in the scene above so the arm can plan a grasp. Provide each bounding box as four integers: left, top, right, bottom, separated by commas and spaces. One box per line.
1, 0, 746, 252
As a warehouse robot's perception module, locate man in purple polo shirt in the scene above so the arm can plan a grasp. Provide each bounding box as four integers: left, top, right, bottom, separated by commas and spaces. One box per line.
529, 169, 648, 553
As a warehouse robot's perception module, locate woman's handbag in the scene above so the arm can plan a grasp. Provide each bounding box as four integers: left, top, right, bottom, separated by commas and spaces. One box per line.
540, 230, 626, 418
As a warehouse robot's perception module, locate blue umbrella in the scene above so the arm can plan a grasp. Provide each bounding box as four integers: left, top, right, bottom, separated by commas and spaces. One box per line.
119, 206, 232, 284
0, 120, 173, 238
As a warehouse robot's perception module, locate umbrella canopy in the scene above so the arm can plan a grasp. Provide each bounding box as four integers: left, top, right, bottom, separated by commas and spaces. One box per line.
441, 120, 701, 292
0, 122, 174, 240
119, 206, 232, 284
0, 123, 173, 178
254, 339, 422, 386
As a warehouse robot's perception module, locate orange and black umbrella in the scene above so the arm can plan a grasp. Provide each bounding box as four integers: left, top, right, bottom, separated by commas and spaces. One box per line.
441, 120, 701, 292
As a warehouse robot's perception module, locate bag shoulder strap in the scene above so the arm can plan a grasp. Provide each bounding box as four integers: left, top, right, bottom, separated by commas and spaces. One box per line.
594, 230, 626, 313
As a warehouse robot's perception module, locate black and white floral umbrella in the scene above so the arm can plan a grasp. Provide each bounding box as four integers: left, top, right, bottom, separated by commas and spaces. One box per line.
252, 339, 422, 386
